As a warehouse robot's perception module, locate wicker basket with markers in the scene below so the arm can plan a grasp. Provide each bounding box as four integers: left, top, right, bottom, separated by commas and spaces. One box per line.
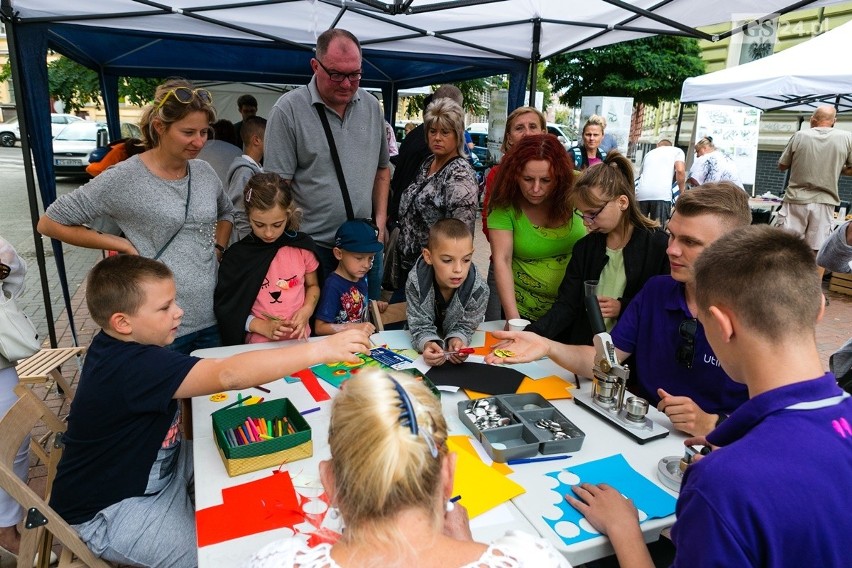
212, 398, 312, 476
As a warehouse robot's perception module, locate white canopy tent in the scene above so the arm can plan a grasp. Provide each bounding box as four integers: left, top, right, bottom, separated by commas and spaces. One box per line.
681, 18, 852, 112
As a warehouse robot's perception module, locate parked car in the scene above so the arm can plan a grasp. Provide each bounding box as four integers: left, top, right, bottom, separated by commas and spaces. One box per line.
52, 121, 142, 175
0, 113, 84, 147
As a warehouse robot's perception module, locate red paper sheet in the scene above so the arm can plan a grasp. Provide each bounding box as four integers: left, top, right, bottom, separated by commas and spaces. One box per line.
196, 472, 303, 547
291, 368, 331, 402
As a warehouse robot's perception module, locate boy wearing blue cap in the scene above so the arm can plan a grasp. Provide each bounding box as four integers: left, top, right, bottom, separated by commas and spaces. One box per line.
315, 220, 382, 335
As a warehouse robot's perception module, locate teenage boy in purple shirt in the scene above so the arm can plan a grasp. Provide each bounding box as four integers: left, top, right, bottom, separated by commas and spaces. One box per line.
564, 225, 852, 568
486, 183, 751, 436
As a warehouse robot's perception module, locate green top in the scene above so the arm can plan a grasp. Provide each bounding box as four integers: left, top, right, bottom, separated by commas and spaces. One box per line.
488, 207, 586, 320
598, 247, 627, 331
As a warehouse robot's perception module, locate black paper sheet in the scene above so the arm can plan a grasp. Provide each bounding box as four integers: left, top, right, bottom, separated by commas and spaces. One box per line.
426, 362, 524, 395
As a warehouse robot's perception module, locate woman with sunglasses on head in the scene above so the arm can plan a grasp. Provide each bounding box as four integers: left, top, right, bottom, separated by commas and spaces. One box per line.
488, 134, 586, 324
481, 106, 547, 320
528, 153, 670, 344
250, 370, 569, 568
39, 78, 234, 354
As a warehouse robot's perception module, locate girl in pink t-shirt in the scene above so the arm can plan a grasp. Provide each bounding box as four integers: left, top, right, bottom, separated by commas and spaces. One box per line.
217, 173, 320, 344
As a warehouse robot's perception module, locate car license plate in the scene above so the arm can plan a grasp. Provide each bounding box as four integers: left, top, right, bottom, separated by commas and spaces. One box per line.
54, 159, 80, 166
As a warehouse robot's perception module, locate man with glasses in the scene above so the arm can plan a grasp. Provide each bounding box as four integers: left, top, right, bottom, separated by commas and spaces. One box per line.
487, 183, 751, 436
264, 28, 390, 285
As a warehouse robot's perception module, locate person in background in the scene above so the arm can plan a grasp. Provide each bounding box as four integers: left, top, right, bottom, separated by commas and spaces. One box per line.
404, 121, 416, 137
529, 152, 669, 344
488, 134, 585, 323
394, 97, 478, 301
566, 225, 852, 568
817, 219, 852, 390
777, 105, 852, 279
233, 93, 259, 144
486, 184, 752, 437
407, 219, 487, 366
85, 137, 146, 178
687, 136, 743, 189
0, 237, 44, 562
264, 29, 389, 285
481, 106, 546, 320
570, 115, 607, 172
635, 139, 685, 224
388, 85, 465, 234
39, 78, 234, 354
225, 116, 267, 245
215, 173, 319, 345
385, 119, 399, 159
597, 115, 618, 154
249, 370, 570, 568
197, 118, 242, 189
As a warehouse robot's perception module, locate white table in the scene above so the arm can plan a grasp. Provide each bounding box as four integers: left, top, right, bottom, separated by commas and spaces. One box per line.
191, 326, 687, 567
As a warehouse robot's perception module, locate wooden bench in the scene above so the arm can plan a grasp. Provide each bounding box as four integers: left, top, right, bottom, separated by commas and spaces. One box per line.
15, 347, 86, 401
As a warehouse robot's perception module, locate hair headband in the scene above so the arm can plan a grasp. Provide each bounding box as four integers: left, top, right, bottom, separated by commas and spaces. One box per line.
389, 377, 438, 458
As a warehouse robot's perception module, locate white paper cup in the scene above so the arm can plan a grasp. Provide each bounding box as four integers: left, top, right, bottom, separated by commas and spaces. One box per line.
507, 318, 531, 331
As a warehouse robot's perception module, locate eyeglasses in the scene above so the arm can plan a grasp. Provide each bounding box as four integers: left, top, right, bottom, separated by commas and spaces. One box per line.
676, 318, 698, 369
156, 87, 213, 109
576, 201, 610, 223
314, 59, 362, 83
0, 262, 9, 280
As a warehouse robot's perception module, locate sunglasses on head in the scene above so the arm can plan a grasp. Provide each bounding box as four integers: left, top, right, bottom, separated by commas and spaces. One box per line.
157, 87, 213, 109
0, 262, 9, 280
676, 318, 698, 369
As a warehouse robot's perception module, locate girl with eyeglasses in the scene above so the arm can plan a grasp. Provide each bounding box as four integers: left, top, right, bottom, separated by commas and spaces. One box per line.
214, 173, 320, 345
528, 152, 670, 344
38, 78, 234, 355
250, 370, 569, 568
488, 134, 585, 324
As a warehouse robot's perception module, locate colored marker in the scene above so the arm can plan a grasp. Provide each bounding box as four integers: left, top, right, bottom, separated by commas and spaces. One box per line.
300, 406, 321, 416
506, 455, 572, 466
450, 495, 462, 503
444, 347, 475, 357
254, 385, 271, 393
219, 395, 251, 412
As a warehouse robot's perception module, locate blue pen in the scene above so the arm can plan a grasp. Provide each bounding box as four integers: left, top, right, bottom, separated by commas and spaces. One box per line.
506, 455, 571, 466
450, 495, 462, 503
300, 406, 321, 416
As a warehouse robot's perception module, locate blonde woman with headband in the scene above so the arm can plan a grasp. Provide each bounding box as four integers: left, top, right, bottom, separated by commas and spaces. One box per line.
39, 78, 234, 354
251, 370, 570, 568
687, 136, 743, 189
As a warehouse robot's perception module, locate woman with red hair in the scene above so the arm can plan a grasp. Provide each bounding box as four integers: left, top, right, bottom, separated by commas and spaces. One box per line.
488, 134, 585, 322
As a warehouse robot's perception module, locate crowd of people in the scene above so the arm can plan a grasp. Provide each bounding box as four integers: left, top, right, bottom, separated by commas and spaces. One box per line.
0, 25, 848, 568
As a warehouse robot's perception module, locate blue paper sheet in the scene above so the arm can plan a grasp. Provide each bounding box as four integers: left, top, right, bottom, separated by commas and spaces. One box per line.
541, 454, 677, 546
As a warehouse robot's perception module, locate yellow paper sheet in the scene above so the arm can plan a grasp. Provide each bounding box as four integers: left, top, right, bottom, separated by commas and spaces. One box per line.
448, 435, 513, 476
447, 438, 525, 518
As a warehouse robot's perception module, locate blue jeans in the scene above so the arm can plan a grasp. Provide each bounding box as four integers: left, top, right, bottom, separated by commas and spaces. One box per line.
167, 325, 221, 355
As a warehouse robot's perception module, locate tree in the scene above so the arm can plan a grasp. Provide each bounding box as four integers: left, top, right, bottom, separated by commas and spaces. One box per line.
1, 56, 161, 112
544, 35, 705, 107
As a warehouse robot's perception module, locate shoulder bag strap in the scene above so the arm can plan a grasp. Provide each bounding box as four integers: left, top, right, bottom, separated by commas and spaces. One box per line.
314, 103, 355, 220
154, 163, 192, 260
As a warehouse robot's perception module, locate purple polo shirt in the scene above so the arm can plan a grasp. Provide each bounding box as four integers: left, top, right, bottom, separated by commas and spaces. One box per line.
672, 373, 852, 567
610, 275, 747, 414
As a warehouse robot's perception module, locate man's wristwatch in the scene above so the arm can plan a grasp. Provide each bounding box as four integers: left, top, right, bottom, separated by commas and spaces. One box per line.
214, 243, 226, 254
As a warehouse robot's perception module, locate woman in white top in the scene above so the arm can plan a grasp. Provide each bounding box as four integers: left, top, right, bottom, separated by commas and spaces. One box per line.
250, 370, 570, 568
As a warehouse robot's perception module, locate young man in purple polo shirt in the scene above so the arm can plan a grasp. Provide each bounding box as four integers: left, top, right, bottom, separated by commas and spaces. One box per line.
564, 225, 852, 568
486, 183, 751, 436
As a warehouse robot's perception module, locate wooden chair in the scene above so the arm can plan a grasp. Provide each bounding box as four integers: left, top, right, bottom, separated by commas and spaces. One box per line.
0, 385, 111, 568
15, 347, 85, 402
370, 300, 407, 332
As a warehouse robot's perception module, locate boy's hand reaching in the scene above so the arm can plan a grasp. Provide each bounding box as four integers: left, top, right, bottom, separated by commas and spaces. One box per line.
283, 307, 312, 340
423, 341, 447, 367
317, 329, 371, 364
446, 337, 470, 365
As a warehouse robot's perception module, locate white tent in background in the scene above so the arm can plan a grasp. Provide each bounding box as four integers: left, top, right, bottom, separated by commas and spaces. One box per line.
681, 19, 852, 112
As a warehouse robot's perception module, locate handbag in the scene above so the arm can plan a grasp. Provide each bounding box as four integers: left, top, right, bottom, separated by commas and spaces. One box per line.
0, 291, 40, 363
382, 225, 402, 290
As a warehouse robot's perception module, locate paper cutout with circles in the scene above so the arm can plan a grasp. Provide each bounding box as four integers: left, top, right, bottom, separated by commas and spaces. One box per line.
541, 453, 677, 546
